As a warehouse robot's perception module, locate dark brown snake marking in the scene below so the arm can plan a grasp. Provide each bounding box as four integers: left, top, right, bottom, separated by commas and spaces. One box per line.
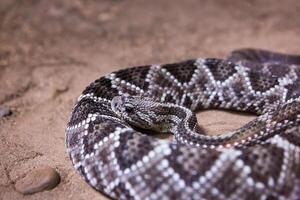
66, 49, 300, 200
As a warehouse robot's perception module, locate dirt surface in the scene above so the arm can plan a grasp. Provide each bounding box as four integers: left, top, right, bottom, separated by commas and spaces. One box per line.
0, 0, 300, 199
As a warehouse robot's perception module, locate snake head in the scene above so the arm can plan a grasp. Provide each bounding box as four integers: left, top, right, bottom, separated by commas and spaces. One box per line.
111, 95, 164, 131
111, 95, 136, 116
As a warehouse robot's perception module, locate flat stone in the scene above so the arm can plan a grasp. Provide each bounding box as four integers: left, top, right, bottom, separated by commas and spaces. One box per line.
0, 106, 11, 118
15, 166, 60, 195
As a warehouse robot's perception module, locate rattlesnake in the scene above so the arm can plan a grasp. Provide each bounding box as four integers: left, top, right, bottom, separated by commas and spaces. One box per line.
66, 49, 300, 200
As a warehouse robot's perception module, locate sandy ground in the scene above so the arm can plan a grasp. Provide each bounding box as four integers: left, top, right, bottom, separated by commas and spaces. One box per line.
0, 0, 300, 199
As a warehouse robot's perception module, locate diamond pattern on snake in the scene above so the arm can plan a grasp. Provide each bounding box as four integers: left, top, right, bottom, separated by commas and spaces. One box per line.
66, 49, 300, 200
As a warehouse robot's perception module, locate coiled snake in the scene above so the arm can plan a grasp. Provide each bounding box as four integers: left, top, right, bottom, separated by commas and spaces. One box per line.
66, 49, 300, 200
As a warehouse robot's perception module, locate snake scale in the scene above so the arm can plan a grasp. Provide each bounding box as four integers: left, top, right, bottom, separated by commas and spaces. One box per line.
66, 49, 300, 200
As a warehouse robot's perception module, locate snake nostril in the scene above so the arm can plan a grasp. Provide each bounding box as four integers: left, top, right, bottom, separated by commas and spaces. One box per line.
114, 102, 119, 108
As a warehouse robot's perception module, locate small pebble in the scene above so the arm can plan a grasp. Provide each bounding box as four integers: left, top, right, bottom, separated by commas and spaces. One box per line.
15, 166, 60, 195
0, 106, 11, 118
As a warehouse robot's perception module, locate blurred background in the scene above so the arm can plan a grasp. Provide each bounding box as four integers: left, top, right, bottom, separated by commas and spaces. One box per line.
0, 0, 299, 199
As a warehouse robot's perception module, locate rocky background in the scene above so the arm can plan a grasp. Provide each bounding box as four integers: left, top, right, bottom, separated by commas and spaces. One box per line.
0, 0, 300, 199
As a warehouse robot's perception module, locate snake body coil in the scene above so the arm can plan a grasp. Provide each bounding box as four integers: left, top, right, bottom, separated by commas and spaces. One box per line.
66, 49, 300, 200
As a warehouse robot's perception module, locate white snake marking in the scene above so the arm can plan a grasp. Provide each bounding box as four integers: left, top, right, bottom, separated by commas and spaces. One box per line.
66, 49, 300, 200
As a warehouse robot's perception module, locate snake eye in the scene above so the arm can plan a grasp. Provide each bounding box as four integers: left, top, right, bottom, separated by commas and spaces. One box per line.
124, 104, 134, 113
